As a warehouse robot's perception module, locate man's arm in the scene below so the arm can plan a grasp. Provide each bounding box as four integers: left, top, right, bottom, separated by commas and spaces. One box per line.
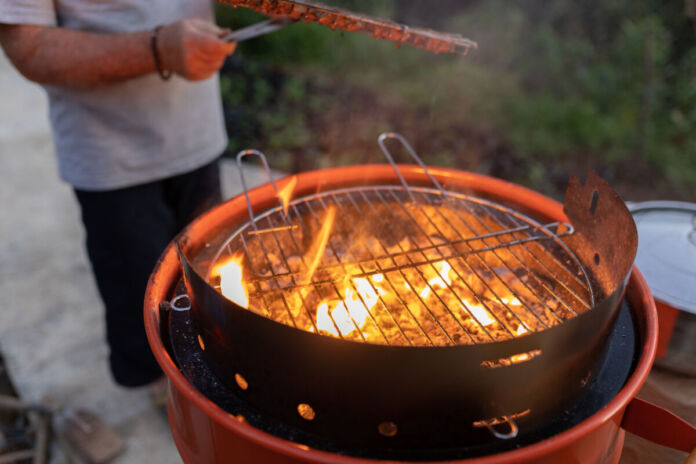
0, 19, 236, 89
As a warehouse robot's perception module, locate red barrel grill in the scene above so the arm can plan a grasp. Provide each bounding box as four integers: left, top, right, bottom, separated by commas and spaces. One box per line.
145, 134, 696, 463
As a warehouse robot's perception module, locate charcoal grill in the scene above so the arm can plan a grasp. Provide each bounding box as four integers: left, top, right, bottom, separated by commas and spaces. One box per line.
145, 140, 696, 462
175, 133, 637, 449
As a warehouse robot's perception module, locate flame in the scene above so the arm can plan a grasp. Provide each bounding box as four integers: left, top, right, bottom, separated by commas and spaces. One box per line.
303, 205, 337, 284
317, 276, 386, 338
217, 197, 585, 346
464, 302, 496, 326
212, 255, 249, 309
277, 176, 297, 216
419, 261, 452, 299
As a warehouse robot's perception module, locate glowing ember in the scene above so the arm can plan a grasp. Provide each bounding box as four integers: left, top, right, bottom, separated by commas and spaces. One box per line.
464, 303, 496, 327
419, 261, 452, 299
317, 276, 386, 338
212, 255, 249, 309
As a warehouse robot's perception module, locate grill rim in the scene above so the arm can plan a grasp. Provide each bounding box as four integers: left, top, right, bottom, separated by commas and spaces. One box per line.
143, 162, 658, 461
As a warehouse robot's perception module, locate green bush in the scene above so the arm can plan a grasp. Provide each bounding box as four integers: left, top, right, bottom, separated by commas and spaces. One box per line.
216, 0, 696, 197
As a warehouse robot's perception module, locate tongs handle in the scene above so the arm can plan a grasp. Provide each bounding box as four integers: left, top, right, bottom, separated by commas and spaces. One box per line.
221, 17, 296, 42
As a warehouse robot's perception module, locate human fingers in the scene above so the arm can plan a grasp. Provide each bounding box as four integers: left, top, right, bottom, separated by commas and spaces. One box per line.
193, 36, 236, 60
190, 19, 227, 37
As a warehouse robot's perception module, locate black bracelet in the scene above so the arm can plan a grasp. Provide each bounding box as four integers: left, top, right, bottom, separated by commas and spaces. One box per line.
151, 25, 172, 81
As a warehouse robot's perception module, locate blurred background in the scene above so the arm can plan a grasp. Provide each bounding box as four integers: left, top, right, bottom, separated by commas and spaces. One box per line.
216, 0, 696, 201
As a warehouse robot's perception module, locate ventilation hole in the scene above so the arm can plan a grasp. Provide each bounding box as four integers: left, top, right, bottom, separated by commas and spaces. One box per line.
594, 253, 600, 266
589, 190, 599, 214
235, 373, 248, 391
297, 403, 315, 421
378, 421, 398, 437
480, 349, 542, 369
197, 334, 205, 351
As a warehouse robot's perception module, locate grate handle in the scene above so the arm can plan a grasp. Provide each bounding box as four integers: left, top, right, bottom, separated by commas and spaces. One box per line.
236, 149, 282, 231
378, 132, 446, 201
476, 415, 519, 440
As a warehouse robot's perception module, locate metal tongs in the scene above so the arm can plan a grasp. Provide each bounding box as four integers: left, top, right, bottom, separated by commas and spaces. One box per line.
221, 17, 296, 43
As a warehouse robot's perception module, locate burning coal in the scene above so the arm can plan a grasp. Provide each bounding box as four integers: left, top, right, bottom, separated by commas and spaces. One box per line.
211, 187, 591, 346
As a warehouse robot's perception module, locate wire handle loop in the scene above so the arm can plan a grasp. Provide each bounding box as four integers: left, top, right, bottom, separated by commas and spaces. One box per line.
170, 293, 191, 312
483, 415, 519, 440
236, 149, 281, 231
377, 132, 446, 202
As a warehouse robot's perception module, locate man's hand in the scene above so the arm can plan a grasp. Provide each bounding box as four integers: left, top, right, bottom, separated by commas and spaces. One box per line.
158, 19, 237, 81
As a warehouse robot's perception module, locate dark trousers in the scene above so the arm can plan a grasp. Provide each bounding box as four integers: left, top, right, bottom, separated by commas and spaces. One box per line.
74, 161, 221, 387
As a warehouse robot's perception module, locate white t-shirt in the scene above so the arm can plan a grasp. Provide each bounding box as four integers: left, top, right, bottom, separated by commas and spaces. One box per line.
0, 0, 228, 191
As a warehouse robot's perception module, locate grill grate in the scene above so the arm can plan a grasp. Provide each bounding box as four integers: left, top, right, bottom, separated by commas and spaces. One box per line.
208, 134, 594, 346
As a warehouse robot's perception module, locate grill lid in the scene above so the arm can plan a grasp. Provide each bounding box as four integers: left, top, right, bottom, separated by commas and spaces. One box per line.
629, 201, 696, 314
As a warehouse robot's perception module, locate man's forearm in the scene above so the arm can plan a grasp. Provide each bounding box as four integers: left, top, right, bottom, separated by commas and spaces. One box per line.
0, 25, 156, 89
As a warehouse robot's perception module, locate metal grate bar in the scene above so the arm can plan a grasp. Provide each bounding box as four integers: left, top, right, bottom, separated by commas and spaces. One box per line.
377, 132, 592, 325
261, 214, 324, 333
237, 236, 303, 330
375, 188, 523, 338
280, 203, 369, 342
486, 209, 593, 311
459, 200, 589, 316
415, 193, 568, 326
337, 191, 465, 345
400, 191, 554, 332
335, 193, 443, 345
243, 220, 574, 285
349, 190, 471, 344
314, 195, 418, 345
288, 200, 390, 344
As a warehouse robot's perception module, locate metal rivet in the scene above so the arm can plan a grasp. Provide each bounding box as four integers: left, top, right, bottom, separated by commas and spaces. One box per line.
378, 421, 398, 437
297, 403, 315, 421
235, 373, 248, 391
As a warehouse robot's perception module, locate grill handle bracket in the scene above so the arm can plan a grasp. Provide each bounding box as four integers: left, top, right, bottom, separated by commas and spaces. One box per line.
476, 415, 520, 440
378, 132, 446, 201
236, 149, 283, 231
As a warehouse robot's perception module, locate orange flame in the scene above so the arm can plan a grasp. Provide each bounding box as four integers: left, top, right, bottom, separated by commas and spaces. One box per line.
212, 255, 249, 309
419, 261, 452, 299
303, 205, 337, 284
215, 197, 583, 346
277, 176, 297, 216
316, 276, 386, 338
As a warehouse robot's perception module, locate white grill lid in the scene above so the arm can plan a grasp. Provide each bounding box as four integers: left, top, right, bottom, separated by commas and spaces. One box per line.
629, 201, 696, 314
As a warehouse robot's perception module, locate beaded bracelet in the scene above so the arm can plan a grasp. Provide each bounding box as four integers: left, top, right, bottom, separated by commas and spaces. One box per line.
151, 25, 172, 81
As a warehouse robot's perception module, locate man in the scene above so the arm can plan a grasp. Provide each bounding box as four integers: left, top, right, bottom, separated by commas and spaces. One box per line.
0, 1, 236, 388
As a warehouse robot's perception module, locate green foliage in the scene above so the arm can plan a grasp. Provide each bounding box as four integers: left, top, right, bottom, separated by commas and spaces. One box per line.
216, 0, 696, 197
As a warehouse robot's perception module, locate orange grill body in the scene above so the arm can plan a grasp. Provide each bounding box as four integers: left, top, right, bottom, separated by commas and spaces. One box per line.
145, 166, 667, 463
